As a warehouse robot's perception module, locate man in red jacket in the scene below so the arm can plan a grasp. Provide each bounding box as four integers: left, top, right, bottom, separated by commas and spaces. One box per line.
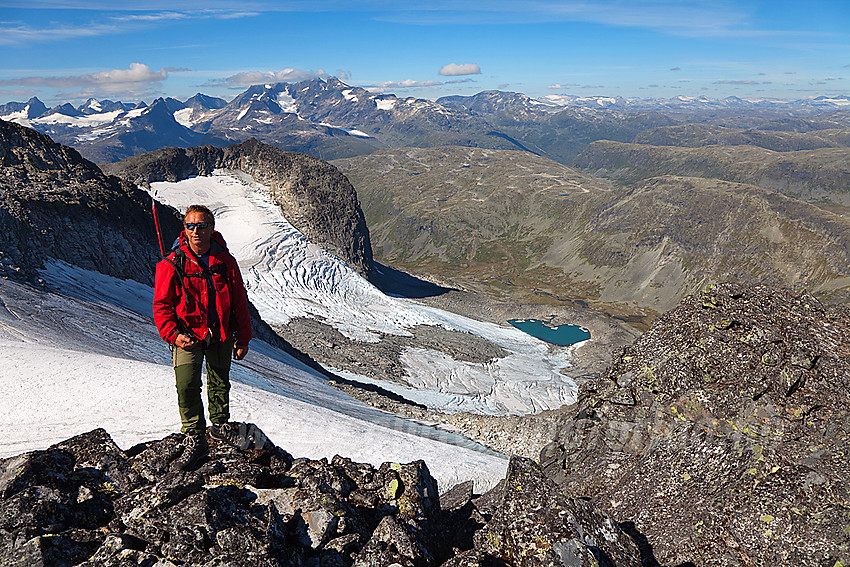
153, 204, 252, 471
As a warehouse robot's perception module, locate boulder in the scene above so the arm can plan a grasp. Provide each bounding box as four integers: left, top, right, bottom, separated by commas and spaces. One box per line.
473, 456, 641, 567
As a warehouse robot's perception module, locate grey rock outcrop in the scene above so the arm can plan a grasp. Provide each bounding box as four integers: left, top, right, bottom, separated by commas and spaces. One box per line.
106, 138, 374, 278
459, 457, 641, 567
541, 283, 850, 566
0, 426, 642, 566
0, 118, 173, 284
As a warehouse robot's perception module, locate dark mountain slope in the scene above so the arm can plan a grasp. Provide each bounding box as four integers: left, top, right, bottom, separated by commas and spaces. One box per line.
0, 119, 173, 284
437, 90, 677, 163
335, 147, 850, 323
76, 98, 227, 164
333, 145, 619, 306
634, 123, 850, 151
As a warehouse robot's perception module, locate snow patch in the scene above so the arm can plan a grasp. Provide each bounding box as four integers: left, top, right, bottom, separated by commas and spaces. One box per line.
276, 90, 299, 114
173, 108, 195, 127
815, 97, 850, 106
0, 110, 31, 126
84, 99, 102, 112
0, 275, 507, 492
342, 89, 358, 102
375, 98, 396, 111
124, 108, 146, 119
344, 128, 371, 137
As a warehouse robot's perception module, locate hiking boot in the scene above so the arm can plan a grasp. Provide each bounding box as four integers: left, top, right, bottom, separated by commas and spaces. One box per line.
171, 432, 208, 471
210, 422, 241, 447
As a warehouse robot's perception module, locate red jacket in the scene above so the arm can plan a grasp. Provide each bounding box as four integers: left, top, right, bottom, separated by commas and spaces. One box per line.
153, 231, 252, 347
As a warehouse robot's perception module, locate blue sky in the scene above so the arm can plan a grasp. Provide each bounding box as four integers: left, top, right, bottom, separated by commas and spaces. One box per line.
1, 0, 848, 105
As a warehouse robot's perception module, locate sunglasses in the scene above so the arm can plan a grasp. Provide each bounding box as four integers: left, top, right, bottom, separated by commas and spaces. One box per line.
184, 222, 211, 231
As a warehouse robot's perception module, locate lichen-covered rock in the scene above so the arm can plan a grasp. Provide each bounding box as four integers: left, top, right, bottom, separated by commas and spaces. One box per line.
473, 456, 641, 567
0, 422, 649, 567
0, 424, 459, 566
353, 514, 433, 567
541, 283, 850, 566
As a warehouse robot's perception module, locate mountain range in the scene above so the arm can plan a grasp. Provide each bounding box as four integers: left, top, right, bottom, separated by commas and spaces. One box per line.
3, 78, 849, 164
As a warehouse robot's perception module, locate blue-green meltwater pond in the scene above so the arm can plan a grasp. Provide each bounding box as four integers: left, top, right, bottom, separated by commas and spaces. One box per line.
508, 319, 591, 346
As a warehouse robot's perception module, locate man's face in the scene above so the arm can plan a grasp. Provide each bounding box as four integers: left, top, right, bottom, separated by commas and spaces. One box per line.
184, 211, 213, 253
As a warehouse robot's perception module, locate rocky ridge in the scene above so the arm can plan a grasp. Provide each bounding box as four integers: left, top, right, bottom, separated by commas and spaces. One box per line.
541, 283, 850, 566
574, 140, 850, 208
8, 81, 849, 170
105, 138, 374, 278
0, 427, 642, 567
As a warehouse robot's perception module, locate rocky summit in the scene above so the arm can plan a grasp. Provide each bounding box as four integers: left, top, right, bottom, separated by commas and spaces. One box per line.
541, 283, 850, 566
0, 427, 642, 567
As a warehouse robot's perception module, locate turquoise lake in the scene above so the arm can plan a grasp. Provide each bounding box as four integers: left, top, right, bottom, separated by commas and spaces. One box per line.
508, 319, 591, 346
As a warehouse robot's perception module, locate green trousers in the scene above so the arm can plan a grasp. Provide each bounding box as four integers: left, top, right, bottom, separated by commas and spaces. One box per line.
173, 337, 235, 434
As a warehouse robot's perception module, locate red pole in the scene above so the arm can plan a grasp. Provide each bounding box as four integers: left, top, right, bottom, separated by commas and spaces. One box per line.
151, 197, 168, 257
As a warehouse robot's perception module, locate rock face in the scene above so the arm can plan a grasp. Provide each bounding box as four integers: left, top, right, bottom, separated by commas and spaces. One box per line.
541, 283, 850, 566
0, 119, 174, 284
451, 457, 641, 567
106, 138, 374, 278
0, 427, 642, 567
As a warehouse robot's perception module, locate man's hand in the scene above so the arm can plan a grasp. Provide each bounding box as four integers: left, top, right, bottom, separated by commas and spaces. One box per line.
233, 345, 249, 360
174, 333, 198, 349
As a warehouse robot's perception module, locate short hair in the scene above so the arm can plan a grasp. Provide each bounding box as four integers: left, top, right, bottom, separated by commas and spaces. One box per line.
184, 204, 215, 227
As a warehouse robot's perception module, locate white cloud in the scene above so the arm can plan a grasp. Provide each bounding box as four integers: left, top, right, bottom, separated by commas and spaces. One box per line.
206, 68, 331, 87
548, 83, 580, 89
0, 63, 169, 88
368, 79, 444, 90
0, 21, 119, 45
439, 63, 481, 76
713, 80, 769, 85
0, 9, 259, 46
110, 12, 191, 22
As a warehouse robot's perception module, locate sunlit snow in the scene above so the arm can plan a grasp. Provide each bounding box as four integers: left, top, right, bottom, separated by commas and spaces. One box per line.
32, 110, 124, 128
375, 98, 396, 111
276, 90, 299, 114
173, 108, 195, 127
1, 112, 30, 127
